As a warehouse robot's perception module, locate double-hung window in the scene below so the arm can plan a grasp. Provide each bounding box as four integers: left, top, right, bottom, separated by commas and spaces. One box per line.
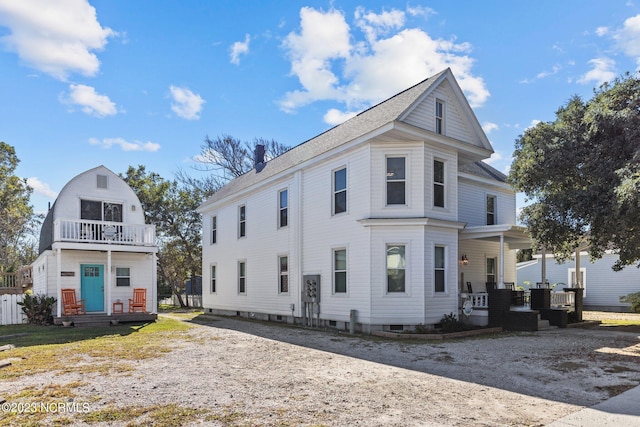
386, 244, 406, 293
386, 157, 406, 205
435, 99, 444, 134
433, 160, 445, 208
333, 248, 347, 293
333, 167, 347, 214
238, 205, 246, 238
279, 256, 289, 293
116, 267, 130, 287
278, 190, 288, 228
238, 261, 246, 293
211, 216, 217, 244
486, 195, 496, 225
434, 246, 445, 293
486, 258, 497, 285
210, 265, 216, 293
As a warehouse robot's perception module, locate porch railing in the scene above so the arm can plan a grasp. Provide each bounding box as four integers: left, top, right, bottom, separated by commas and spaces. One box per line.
465, 293, 489, 309
550, 291, 575, 308
54, 219, 156, 246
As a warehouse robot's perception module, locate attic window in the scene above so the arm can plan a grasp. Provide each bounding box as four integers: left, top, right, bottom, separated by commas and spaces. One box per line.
97, 174, 108, 189
435, 99, 444, 135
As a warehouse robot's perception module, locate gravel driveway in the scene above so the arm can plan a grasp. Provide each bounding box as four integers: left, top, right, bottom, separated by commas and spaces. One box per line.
8, 313, 640, 426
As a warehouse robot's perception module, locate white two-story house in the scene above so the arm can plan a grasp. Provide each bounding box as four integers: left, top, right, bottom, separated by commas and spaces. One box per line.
198, 69, 529, 333
32, 166, 158, 320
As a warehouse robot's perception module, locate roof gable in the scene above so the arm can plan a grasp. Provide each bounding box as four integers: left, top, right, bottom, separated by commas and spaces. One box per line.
200, 68, 493, 209
399, 70, 492, 151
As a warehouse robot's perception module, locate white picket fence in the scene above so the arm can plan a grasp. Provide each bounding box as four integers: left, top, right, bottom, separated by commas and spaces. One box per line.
1, 294, 27, 325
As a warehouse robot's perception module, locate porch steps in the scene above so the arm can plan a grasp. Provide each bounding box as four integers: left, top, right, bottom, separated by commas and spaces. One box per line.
538, 318, 553, 331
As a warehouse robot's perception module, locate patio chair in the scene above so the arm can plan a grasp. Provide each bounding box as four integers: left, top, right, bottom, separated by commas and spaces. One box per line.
61, 288, 86, 315
129, 288, 147, 313
466, 282, 473, 293
503, 282, 515, 290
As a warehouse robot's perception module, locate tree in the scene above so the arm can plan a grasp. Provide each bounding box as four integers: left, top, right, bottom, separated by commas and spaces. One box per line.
194, 134, 290, 182
509, 73, 640, 271
122, 166, 209, 307
0, 142, 39, 271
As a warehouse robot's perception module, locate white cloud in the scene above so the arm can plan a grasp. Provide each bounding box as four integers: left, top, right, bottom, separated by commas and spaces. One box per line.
484, 151, 503, 165
169, 85, 205, 120
280, 6, 489, 123
230, 34, 250, 65
577, 57, 617, 85
596, 26, 609, 36
63, 84, 117, 117
323, 108, 358, 126
482, 122, 498, 134
614, 14, 640, 66
88, 137, 160, 152
0, 0, 116, 80
26, 177, 57, 199
526, 119, 541, 130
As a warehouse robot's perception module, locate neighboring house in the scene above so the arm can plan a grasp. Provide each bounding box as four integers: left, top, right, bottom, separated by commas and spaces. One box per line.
198, 68, 529, 333
517, 252, 638, 312
31, 166, 158, 318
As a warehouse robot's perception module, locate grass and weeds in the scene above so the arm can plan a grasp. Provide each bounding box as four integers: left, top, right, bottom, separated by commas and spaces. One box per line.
0, 315, 203, 425
596, 318, 640, 333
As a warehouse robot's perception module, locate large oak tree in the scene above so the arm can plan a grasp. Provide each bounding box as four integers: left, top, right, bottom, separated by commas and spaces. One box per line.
509, 73, 640, 271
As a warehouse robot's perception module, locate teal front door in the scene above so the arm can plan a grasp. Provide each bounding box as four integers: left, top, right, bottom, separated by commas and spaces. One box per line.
81, 264, 104, 312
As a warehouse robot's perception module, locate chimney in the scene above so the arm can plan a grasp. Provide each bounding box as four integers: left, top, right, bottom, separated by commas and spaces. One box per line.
254, 144, 266, 173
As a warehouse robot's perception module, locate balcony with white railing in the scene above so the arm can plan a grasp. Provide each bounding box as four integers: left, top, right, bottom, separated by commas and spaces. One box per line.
53, 219, 156, 247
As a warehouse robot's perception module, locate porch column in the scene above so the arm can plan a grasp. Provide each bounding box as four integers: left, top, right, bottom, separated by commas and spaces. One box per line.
151, 253, 157, 314
56, 248, 62, 317
107, 250, 112, 315
541, 247, 547, 287
575, 245, 581, 287
498, 234, 505, 288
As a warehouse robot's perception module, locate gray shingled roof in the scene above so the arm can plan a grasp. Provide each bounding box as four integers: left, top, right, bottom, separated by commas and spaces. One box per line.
458, 161, 507, 182
200, 68, 468, 208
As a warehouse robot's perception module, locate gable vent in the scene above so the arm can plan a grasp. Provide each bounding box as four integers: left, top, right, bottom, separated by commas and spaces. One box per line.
97, 174, 108, 189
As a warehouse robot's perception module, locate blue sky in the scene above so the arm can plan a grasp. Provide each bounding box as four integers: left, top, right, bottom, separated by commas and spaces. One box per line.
1, 1, 640, 215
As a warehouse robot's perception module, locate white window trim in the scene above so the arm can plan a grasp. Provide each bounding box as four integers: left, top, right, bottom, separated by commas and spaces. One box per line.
115, 266, 131, 287
385, 242, 409, 295
278, 188, 289, 228
486, 194, 497, 225
332, 166, 348, 216
238, 205, 246, 238
210, 263, 217, 294
568, 267, 587, 296
434, 245, 447, 294
433, 158, 446, 209
385, 155, 408, 207
210, 215, 217, 245
332, 246, 348, 295
435, 99, 445, 135
278, 254, 289, 294
238, 260, 247, 294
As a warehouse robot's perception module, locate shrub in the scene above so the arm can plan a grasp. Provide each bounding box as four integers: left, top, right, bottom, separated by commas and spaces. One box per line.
17, 293, 57, 325
620, 292, 640, 313
439, 312, 467, 333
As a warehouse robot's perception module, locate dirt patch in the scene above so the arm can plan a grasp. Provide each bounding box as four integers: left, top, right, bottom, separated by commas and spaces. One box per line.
2, 313, 640, 426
